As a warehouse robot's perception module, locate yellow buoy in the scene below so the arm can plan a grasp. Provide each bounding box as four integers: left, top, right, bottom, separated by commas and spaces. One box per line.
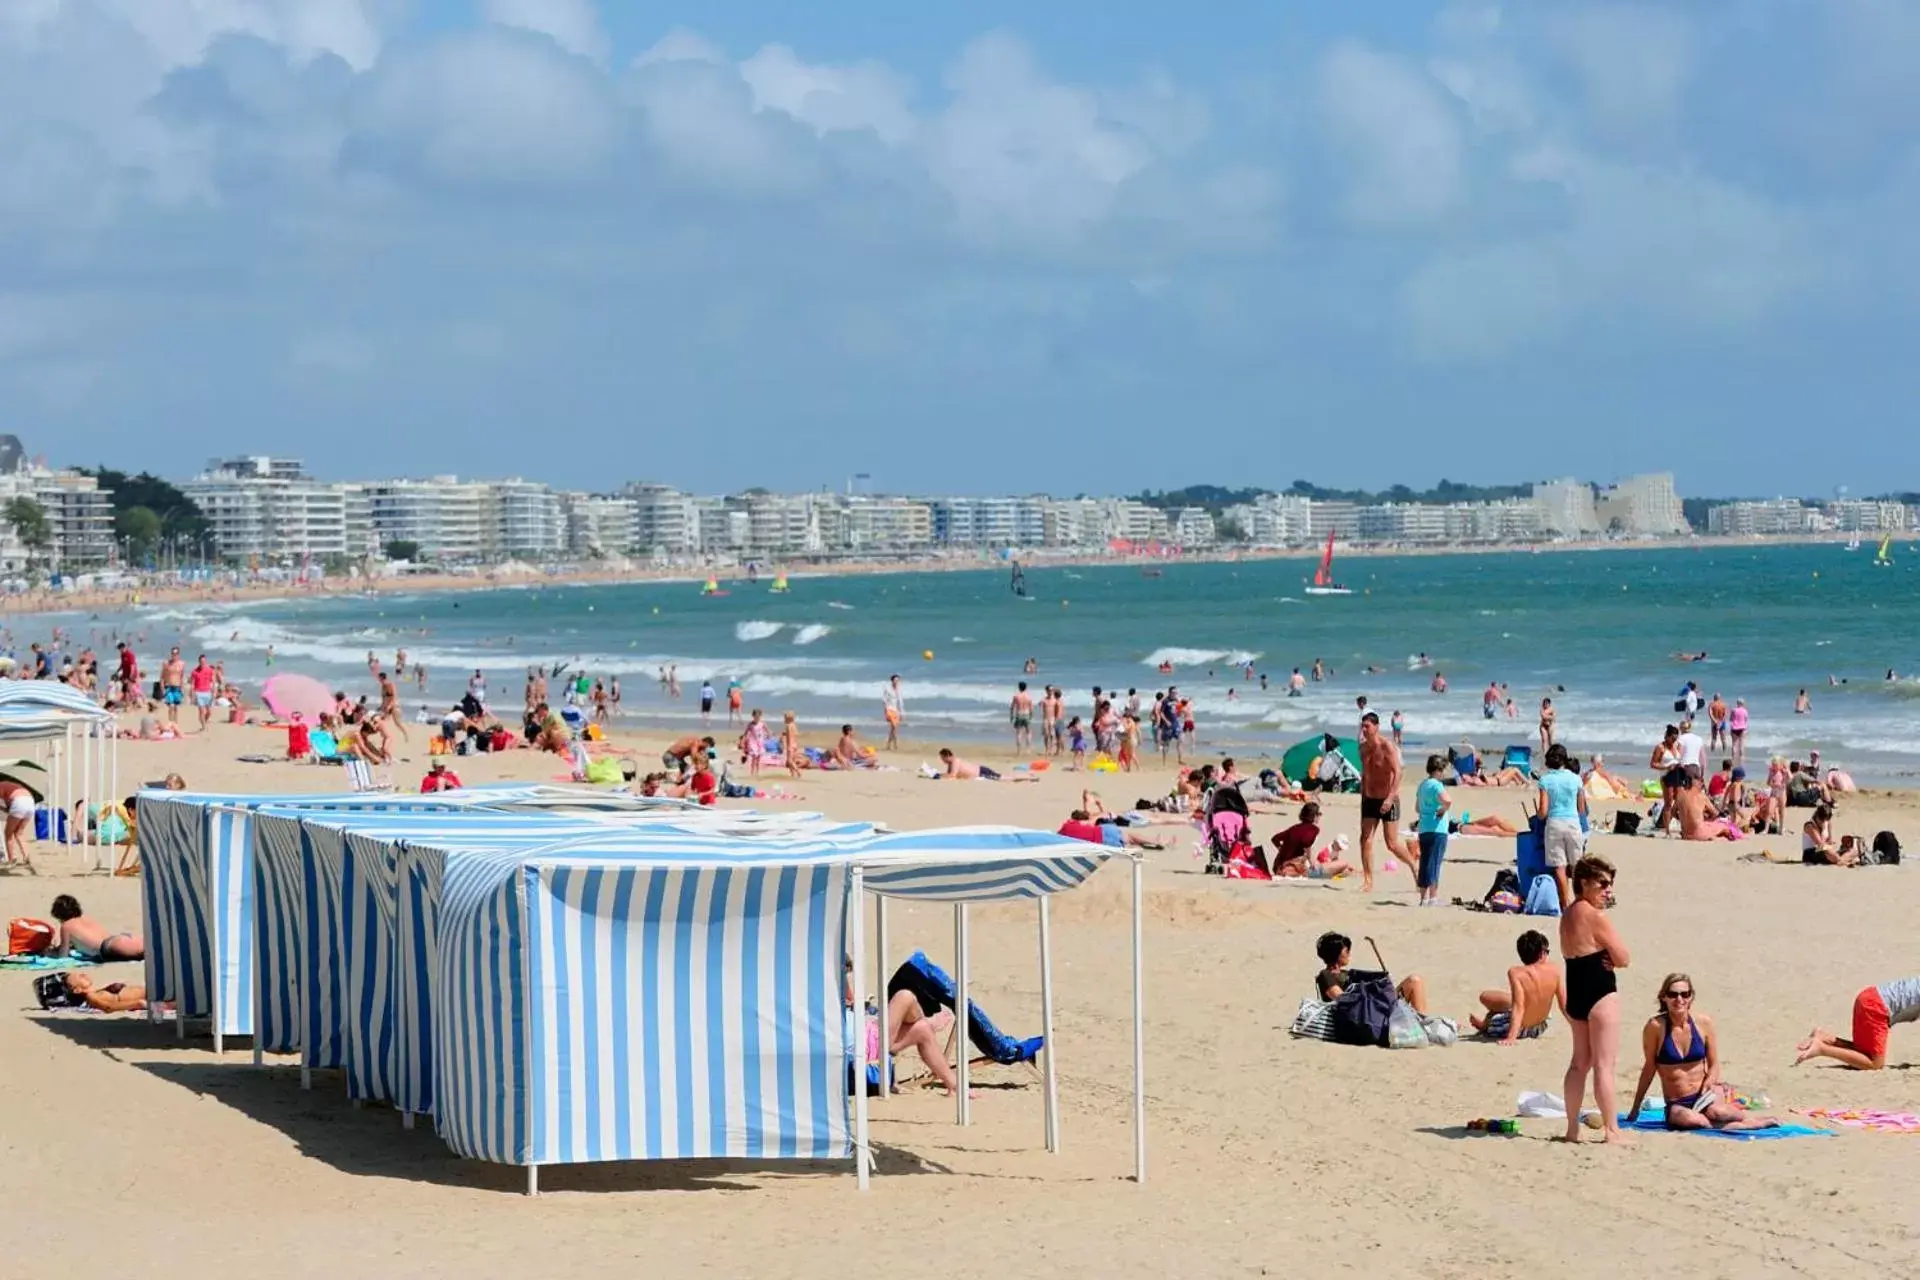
923, 649, 934, 661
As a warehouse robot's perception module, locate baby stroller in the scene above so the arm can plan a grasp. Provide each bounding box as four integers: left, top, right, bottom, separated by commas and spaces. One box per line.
1203, 784, 1262, 876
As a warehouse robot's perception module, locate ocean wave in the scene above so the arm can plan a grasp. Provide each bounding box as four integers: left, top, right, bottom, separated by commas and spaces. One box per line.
734, 620, 785, 642
1142, 647, 1263, 669
791, 624, 831, 646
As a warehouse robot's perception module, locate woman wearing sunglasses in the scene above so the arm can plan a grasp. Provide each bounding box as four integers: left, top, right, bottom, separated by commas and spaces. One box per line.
1626, 974, 1780, 1131
1558, 855, 1631, 1144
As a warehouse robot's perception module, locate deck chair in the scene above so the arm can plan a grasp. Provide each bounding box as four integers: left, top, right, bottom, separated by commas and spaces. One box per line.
343, 757, 392, 793
308, 729, 344, 763
1501, 744, 1534, 778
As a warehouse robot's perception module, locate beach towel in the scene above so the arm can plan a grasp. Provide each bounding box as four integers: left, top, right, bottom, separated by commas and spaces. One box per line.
1623, 1104, 1831, 1139
0, 953, 99, 971
1795, 1107, 1920, 1134
887, 951, 1043, 1065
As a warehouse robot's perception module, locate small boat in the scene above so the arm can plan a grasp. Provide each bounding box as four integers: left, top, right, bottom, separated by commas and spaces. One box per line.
1140, 567, 1163, 579
701, 577, 729, 597
1875, 535, 1894, 568
1846, 533, 1861, 552
769, 573, 790, 594
1303, 530, 1352, 596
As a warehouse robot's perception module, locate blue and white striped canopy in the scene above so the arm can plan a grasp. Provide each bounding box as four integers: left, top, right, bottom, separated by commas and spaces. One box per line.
0, 679, 110, 721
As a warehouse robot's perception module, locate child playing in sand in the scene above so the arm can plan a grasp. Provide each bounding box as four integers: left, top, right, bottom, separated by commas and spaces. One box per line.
1470, 929, 1562, 1043
1067, 716, 1087, 771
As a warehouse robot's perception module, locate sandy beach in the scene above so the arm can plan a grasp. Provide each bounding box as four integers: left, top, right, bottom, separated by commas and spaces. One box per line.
3, 717, 1918, 1278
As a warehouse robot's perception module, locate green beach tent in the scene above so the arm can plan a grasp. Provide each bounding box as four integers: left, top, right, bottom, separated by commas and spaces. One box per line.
1280, 734, 1361, 786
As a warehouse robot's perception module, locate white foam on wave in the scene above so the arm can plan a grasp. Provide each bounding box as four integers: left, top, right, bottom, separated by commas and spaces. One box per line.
735, 620, 785, 642
791, 624, 831, 646
1142, 646, 1263, 669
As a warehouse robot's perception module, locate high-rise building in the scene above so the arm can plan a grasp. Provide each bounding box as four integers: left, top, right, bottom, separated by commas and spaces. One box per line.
362, 478, 489, 561
487, 480, 565, 559
183, 462, 350, 562
1597, 473, 1688, 535
1531, 479, 1600, 536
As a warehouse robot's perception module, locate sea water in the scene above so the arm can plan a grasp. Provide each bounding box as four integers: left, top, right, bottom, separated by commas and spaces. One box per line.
71, 543, 1920, 780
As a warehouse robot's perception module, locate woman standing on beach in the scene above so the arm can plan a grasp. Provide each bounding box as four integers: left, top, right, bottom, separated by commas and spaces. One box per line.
1539, 697, 1556, 753
1560, 855, 1631, 1144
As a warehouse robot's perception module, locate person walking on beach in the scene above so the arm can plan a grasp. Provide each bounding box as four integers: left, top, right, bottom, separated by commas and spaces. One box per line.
188, 655, 217, 731
1560, 855, 1631, 1144
699, 679, 716, 725
1728, 697, 1748, 765
1537, 744, 1587, 907
609, 675, 620, 714
1357, 711, 1408, 893
882, 675, 904, 751
160, 647, 185, 724
1010, 681, 1034, 752
377, 669, 408, 742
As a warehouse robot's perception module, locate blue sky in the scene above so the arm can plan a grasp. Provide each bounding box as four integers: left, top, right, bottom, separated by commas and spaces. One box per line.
1, 1, 1914, 497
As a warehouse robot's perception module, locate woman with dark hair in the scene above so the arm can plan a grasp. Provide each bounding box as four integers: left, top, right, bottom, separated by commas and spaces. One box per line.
1559, 855, 1631, 1144
48, 894, 144, 961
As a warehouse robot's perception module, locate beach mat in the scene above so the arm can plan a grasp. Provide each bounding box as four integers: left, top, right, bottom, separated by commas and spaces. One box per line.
1795, 1107, 1920, 1134
0, 954, 101, 972
1622, 1104, 1831, 1139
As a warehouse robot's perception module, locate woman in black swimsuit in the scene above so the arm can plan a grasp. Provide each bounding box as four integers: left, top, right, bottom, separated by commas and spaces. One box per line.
1558, 855, 1631, 1144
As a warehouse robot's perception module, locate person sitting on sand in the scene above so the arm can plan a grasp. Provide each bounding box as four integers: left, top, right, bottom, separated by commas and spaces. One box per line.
1582, 754, 1635, 800
1470, 929, 1562, 1044
418, 759, 463, 793
1627, 974, 1780, 1131
1795, 976, 1920, 1070
48, 894, 143, 961
1273, 803, 1354, 879
1670, 774, 1741, 841
1315, 931, 1427, 1013
830, 725, 870, 769
1800, 804, 1858, 865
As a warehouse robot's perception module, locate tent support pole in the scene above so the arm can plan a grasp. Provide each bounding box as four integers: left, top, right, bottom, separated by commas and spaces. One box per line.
1132, 854, 1146, 1183
1039, 895, 1058, 1153
955, 902, 970, 1126
526, 1165, 538, 1197
875, 894, 891, 1100
850, 866, 871, 1189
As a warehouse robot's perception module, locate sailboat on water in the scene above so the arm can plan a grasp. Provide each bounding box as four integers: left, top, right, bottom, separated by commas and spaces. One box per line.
1875, 535, 1893, 568
1845, 532, 1862, 552
1304, 530, 1352, 596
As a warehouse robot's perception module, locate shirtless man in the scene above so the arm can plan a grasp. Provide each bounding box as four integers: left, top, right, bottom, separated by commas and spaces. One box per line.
663, 734, 715, 780
1707, 692, 1728, 751
1471, 930, 1562, 1043
160, 647, 186, 724
833, 725, 866, 769
1357, 711, 1409, 892
1009, 681, 1034, 752
936, 747, 1028, 782
1670, 774, 1740, 841
881, 675, 904, 751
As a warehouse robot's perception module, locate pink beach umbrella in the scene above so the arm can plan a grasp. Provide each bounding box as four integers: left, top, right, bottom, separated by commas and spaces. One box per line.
261, 672, 334, 723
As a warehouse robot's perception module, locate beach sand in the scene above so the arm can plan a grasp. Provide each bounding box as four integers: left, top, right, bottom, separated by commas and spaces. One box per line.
3, 720, 1917, 1278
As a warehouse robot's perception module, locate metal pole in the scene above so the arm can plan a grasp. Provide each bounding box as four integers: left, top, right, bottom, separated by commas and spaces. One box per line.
1039, 896, 1059, 1153
955, 903, 970, 1126
850, 866, 870, 1188
1132, 854, 1146, 1183
875, 894, 891, 1098
526, 1165, 538, 1197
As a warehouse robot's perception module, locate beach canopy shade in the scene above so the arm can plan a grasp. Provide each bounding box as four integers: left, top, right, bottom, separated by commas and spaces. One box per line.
260, 673, 334, 723
0, 680, 112, 722
0, 755, 47, 800
1280, 733, 1361, 785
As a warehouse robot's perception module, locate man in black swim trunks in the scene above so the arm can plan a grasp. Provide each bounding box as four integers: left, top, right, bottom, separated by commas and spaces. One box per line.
1358, 712, 1409, 893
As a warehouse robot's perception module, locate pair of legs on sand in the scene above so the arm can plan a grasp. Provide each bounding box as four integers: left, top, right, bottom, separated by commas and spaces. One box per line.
882, 990, 969, 1096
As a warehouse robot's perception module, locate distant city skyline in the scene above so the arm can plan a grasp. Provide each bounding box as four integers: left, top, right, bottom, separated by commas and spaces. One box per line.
3, 4, 1918, 491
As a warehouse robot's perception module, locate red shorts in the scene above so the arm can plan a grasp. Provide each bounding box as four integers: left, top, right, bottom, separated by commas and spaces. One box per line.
1851, 986, 1891, 1060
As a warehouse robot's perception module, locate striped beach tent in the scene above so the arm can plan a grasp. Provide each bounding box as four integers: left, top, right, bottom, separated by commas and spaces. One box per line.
0, 679, 111, 718
138, 786, 552, 1051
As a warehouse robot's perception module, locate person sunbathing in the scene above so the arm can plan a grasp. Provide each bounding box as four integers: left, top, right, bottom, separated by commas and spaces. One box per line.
1626, 974, 1779, 1131
61, 973, 152, 1013
1582, 754, 1635, 800
1058, 808, 1168, 851
1455, 813, 1521, 837
1670, 775, 1740, 841
48, 894, 143, 961
1470, 929, 1562, 1043
1456, 764, 1529, 787
936, 748, 1034, 781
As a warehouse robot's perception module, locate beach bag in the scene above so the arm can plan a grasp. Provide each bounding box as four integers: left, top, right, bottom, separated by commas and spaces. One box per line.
1330, 970, 1395, 1047
1612, 811, 1642, 836
1873, 831, 1902, 865
1523, 874, 1562, 917
33, 806, 67, 843
1420, 1014, 1460, 1048
1386, 998, 1430, 1049
583, 757, 623, 785
1222, 841, 1270, 880
8, 917, 53, 955
1289, 998, 1338, 1042
1483, 867, 1522, 913
34, 973, 86, 1009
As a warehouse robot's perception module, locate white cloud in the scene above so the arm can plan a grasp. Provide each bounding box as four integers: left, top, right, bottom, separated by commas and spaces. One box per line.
739, 44, 916, 145
1540, 3, 1693, 140
634, 27, 727, 68
480, 0, 607, 65
1316, 41, 1464, 227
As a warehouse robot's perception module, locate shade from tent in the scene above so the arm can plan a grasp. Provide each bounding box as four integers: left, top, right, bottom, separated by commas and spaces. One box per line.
1279, 733, 1361, 784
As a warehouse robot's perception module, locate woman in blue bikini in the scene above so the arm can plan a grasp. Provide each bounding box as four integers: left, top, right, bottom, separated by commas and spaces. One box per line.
1626, 974, 1779, 1131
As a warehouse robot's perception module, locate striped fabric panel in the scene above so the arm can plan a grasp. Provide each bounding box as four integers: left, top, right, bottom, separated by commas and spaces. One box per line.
209, 806, 256, 1036
136, 795, 215, 1016
521, 861, 851, 1167
0, 682, 111, 716
250, 812, 309, 1054
858, 827, 1115, 901
435, 848, 532, 1163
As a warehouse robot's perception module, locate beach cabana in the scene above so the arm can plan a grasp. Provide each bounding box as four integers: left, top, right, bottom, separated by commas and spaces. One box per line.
419, 825, 1134, 1194
0, 680, 116, 864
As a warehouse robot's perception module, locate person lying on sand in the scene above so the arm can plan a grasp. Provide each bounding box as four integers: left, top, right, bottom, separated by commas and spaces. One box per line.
936, 748, 1035, 781
1470, 929, 1561, 1044
49, 894, 143, 961
1624, 973, 1779, 1131
61, 973, 151, 1013
1057, 808, 1168, 851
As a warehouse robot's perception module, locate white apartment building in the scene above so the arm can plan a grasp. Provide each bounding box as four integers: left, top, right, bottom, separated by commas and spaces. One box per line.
1172, 507, 1217, 547
561, 493, 638, 557
1597, 473, 1688, 535
1826, 499, 1911, 534
1223, 495, 1311, 546
183, 462, 351, 562
1532, 479, 1600, 536
488, 479, 565, 559
1359, 502, 1450, 543
0, 466, 116, 569
1305, 500, 1362, 541
624, 484, 700, 556
1706, 500, 1817, 537
1099, 499, 1170, 545
362, 478, 489, 561
928, 497, 1047, 547
822, 496, 934, 553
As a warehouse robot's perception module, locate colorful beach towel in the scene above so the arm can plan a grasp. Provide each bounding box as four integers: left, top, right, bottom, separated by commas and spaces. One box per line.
1795, 1107, 1920, 1134
1623, 1104, 1832, 1139
0, 954, 100, 972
